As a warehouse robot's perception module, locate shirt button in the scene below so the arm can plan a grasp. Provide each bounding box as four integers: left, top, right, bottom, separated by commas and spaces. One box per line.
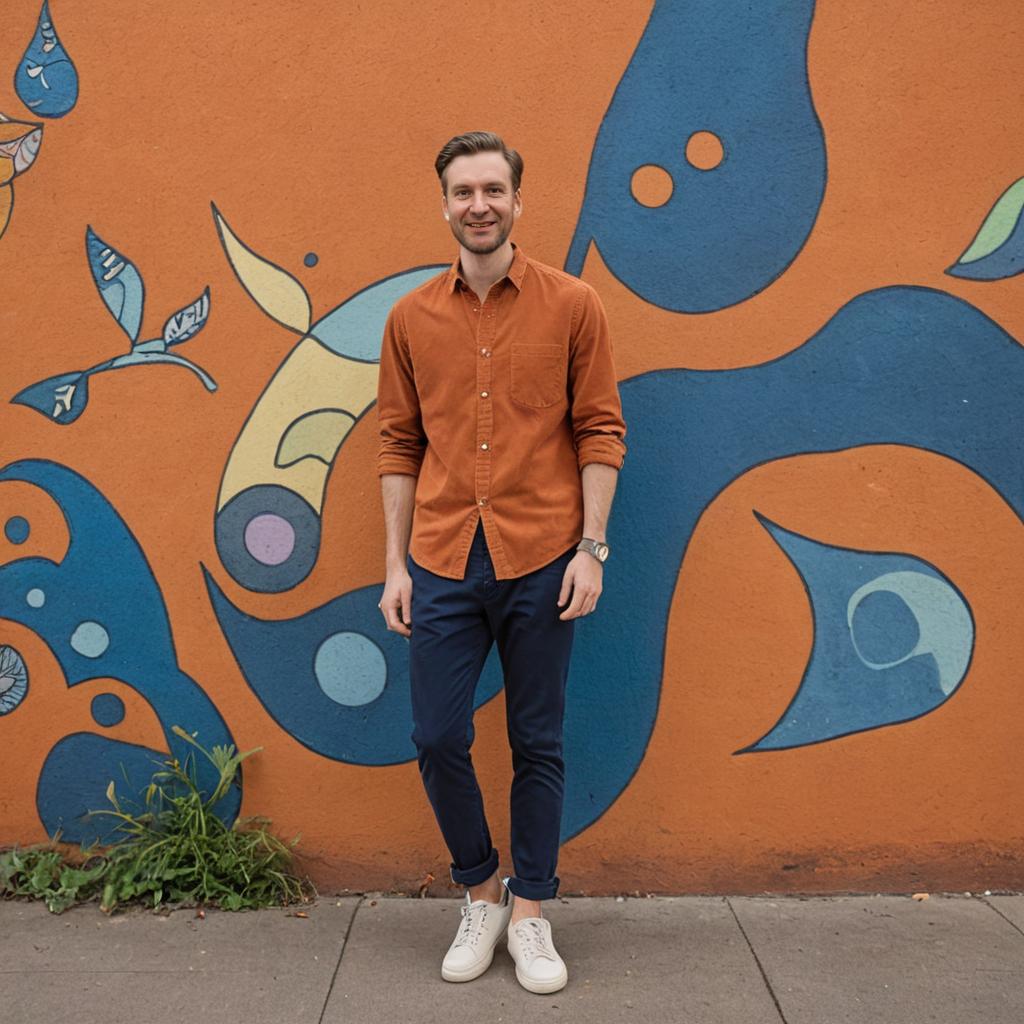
480, 442, 489, 450
480, 390, 489, 398
480, 347, 490, 357
478, 497, 488, 506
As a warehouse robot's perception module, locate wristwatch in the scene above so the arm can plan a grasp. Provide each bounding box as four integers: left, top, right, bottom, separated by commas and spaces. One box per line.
577, 537, 610, 563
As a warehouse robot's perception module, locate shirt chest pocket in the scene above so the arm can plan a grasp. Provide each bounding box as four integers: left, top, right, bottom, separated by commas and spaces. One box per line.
509, 343, 567, 409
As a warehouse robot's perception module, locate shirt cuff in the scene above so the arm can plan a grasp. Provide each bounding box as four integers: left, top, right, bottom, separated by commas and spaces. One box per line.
377, 452, 424, 477
577, 437, 626, 472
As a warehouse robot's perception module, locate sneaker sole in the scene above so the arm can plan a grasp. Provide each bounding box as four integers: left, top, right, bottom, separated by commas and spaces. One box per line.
513, 963, 568, 994
441, 945, 495, 983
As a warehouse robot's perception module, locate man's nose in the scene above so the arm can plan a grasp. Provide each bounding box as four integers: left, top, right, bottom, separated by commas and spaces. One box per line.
469, 191, 490, 214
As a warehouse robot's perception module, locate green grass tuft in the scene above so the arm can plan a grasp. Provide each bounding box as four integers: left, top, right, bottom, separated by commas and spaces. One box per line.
0, 726, 317, 914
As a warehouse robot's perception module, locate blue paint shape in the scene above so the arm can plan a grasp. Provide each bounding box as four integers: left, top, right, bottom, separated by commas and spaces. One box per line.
304, 252, 319, 268
594, 284, 1012, 800
12, 370, 90, 425
565, 0, 826, 312
14, 1, 79, 118
70, 620, 109, 658
850, 589, 919, 665
309, 266, 447, 361
741, 518, 972, 751
5, 516, 30, 544
85, 228, 145, 343
0, 645, 29, 715
26, 588, 45, 607
0, 460, 239, 845
315, 632, 387, 707
91, 692, 125, 727
204, 568, 504, 766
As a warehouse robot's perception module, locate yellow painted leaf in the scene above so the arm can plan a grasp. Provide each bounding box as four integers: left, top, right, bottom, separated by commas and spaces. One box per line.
212, 202, 311, 334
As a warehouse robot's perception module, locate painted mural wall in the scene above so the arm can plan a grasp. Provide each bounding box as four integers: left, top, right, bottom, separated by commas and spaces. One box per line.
2, 0, 1023, 895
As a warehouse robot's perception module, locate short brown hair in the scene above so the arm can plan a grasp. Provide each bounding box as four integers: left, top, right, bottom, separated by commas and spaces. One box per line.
435, 131, 523, 194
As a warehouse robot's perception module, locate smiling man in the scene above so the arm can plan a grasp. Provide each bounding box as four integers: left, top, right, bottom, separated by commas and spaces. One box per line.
376, 130, 627, 995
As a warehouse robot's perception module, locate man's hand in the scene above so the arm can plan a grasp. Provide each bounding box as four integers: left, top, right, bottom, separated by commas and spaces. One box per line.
379, 569, 413, 637
557, 551, 603, 620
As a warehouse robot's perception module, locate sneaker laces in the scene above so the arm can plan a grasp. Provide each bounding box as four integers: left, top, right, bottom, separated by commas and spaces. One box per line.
511, 918, 558, 962
453, 898, 490, 948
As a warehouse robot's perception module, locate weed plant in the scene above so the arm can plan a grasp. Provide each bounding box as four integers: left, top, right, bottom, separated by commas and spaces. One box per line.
0, 725, 317, 914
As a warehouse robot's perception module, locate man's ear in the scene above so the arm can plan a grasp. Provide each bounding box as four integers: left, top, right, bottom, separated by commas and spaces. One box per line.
514, 188, 523, 217
441, 193, 450, 221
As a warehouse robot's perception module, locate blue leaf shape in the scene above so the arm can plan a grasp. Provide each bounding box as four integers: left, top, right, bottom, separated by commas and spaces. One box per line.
86, 227, 145, 342
11, 370, 89, 424
162, 287, 210, 346
14, 1, 80, 119
946, 196, 1024, 281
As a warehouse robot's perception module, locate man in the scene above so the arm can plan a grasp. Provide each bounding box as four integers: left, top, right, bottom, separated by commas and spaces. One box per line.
376, 130, 626, 995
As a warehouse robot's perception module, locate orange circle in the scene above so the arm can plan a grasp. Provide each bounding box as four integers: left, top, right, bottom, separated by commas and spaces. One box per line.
630, 165, 674, 208
685, 131, 724, 170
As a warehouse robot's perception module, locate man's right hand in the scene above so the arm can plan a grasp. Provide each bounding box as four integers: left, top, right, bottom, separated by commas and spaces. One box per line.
379, 570, 413, 637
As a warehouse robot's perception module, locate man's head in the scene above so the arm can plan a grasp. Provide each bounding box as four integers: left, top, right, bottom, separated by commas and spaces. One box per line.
435, 131, 523, 256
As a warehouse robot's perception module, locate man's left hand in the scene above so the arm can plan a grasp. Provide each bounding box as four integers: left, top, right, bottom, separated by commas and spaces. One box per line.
557, 551, 603, 620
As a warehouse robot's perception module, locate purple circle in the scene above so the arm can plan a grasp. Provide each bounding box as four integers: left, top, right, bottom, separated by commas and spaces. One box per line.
244, 514, 296, 566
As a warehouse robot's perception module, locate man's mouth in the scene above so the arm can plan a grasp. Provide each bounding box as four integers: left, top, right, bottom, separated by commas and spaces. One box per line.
467, 221, 495, 229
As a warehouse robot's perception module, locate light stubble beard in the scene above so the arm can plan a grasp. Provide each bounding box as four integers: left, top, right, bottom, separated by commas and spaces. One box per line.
451, 223, 511, 256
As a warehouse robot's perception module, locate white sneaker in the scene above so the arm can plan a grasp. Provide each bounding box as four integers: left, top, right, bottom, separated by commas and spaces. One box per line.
441, 880, 513, 982
507, 917, 568, 994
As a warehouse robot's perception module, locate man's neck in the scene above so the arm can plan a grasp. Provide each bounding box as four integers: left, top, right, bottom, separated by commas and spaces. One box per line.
459, 241, 515, 304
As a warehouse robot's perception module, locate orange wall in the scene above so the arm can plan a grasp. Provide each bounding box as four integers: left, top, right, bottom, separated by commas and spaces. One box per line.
2, 1, 1023, 894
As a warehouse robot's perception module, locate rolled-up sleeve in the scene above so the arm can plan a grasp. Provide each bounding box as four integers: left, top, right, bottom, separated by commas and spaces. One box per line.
376, 305, 427, 477
568, 284, 627, 472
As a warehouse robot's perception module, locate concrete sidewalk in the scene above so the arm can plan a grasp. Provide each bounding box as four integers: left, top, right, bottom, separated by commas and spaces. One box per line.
2, 892, 1023, 1023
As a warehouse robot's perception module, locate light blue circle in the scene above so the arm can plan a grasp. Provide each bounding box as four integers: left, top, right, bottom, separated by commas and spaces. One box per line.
70, 621, 110, 659
26, 588, 45, 608
850, 589, 919, 667
314, 632, 386, 707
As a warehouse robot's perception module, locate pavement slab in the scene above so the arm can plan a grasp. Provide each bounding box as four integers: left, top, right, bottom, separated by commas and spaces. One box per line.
729, 894, 1024, 1024
324, 895, 780, 1024
986, 895, 1024, 937
0, 896, 359, 1024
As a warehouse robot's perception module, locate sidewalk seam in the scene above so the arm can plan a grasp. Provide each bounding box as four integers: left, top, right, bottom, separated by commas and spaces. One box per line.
726, 897, 789, 1024
317, 895, 365, 1024
981, 896, 1024, 940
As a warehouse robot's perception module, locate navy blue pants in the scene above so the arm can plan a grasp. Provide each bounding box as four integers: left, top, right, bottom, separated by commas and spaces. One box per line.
407, 519, 577, 901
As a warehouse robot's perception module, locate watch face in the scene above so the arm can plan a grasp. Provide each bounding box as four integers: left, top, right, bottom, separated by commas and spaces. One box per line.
597, 543, 609, 561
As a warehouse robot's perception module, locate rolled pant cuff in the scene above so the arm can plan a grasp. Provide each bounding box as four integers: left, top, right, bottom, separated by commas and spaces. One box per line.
506, 875, 560, 901
449, 847, 500, 887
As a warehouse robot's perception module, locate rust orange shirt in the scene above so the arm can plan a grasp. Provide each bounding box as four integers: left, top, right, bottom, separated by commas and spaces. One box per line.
376, 245, 627, 580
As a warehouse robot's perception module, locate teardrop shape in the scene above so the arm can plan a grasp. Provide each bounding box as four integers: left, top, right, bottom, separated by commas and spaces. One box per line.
14, 1, 79, 119
565, 0, 826, 313
738, 516, 974, 752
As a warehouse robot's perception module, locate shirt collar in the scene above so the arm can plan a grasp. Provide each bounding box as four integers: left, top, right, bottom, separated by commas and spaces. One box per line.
447, 243, 527, 294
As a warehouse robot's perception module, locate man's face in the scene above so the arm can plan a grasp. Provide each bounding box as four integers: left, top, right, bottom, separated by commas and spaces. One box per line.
441, 151, 521, 255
